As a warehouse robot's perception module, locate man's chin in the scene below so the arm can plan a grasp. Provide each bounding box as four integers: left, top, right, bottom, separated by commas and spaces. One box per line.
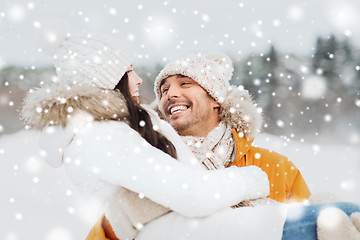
169, 119, 182, 129
169, 119, 191, 134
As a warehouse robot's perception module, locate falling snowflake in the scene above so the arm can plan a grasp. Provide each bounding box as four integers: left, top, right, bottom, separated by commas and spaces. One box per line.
355, 99, 360, 107
67, 207, 75, 214
27, 2, 35, 10
329, 3, 358, 30
324, 114, 332, 122
312, 145, 320, 154
276, 120, 285, 128
33, 177, 39, 183
139, 120, 145, 127
4, 232, 18, 240
273, 19, 281, 27
14, 212, 23, 221
108, 7, 117, 16
7, 4, 26, 22
340, 180, 355, 191
33, 21, 41, 28
288, 6, 304, 21
45, 227, 73, 240
127, 33, 135, 41
202, 14, 210, 22
301, 75, 327, 100
24, 157, 43, 173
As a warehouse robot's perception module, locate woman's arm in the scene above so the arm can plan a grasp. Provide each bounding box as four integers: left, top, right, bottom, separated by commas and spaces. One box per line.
65, 121, 269, 217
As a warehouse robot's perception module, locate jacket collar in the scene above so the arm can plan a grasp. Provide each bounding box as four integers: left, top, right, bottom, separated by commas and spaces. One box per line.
232, 128, 254, 161
219, 87, 263, 140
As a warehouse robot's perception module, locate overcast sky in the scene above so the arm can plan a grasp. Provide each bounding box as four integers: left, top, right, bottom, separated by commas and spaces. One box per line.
0, 0, 360, 68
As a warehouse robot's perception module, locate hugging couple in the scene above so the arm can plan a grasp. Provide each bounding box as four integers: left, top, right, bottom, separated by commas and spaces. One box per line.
22, 33, 360, 240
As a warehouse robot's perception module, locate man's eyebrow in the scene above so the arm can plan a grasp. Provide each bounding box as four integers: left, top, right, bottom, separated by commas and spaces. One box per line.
176, 74, 187, 79
160, 79, 167, 89
160, 74, 188, 89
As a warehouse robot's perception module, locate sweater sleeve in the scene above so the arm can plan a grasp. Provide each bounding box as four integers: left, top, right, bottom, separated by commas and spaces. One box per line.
65, 121, 269, 218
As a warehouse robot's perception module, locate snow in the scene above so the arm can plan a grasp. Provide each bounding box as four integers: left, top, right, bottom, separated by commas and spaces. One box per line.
0, 130, 90, 239
0, 129, 359, 239
301, 75, 327, 100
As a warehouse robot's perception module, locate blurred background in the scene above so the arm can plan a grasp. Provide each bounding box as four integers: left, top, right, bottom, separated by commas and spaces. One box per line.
0, 0, 360, 239
1, 0, 359, 142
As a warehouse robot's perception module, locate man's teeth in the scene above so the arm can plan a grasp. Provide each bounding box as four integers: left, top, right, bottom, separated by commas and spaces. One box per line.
170, 106, 187, 114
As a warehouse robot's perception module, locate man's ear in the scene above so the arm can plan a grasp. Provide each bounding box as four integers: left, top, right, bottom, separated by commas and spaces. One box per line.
212, 99, 221, 109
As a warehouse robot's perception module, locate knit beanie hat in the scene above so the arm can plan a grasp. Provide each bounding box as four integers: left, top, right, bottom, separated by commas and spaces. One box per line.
154, 52, 234, 103
41, 32, 133, 89
153, 52, 263, 140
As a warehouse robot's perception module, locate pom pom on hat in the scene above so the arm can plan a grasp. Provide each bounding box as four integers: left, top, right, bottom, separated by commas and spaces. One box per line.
204, 52, 234, 82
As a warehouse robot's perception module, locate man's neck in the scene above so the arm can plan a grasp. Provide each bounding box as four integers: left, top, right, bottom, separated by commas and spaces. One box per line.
179, 123, 219, 137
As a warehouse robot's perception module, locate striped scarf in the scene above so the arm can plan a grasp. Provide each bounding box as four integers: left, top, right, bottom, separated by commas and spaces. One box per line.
181, 121, 235, 170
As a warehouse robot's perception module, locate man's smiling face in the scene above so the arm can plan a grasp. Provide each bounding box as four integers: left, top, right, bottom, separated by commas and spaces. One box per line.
159, 75, 220, 137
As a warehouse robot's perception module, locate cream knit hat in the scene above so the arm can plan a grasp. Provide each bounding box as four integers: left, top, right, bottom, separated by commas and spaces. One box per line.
154, 52, 234, 103
154, 52, 263, 140
48, 33, 133, 89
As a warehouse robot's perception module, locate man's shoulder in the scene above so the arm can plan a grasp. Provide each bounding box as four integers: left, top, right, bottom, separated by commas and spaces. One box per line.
246, 146, 298, 170
246, 146, 302, 188
248, 146, 288, 160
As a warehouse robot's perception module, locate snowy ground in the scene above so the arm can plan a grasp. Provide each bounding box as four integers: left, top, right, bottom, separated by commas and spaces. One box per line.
0, 129, 359, 240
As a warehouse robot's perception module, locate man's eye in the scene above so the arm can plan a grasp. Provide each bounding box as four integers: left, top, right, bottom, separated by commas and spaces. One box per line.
181, 82, 190, 86
161, 88, 169, 94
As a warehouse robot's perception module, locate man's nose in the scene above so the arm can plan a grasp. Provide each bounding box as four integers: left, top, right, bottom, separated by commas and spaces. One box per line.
166, 85, 181, 99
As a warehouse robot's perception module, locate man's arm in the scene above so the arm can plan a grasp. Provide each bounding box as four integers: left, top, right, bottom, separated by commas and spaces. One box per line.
288, 170, 311, 202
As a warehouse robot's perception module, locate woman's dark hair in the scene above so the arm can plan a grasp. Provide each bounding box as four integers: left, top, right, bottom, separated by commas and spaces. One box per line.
114, 73, 178, 160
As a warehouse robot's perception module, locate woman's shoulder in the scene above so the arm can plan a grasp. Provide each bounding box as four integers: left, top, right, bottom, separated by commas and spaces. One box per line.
65, 120, 146, 166
75, 120, 135, 139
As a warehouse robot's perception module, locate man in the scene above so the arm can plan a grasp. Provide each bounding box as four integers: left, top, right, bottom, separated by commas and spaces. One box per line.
86, 52, 360, 240
153, 52, 311, 203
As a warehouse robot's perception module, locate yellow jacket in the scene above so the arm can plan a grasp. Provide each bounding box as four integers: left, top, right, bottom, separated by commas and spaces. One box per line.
229, 129, 311, 203
86, 214, 118, 240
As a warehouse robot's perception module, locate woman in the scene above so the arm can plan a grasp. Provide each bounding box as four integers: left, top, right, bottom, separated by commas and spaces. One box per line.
21, 32, 276, 239
22, 32, 360, 240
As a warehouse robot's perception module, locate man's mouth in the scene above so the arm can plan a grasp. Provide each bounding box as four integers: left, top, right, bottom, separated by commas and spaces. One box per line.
168, 104, 190, 116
